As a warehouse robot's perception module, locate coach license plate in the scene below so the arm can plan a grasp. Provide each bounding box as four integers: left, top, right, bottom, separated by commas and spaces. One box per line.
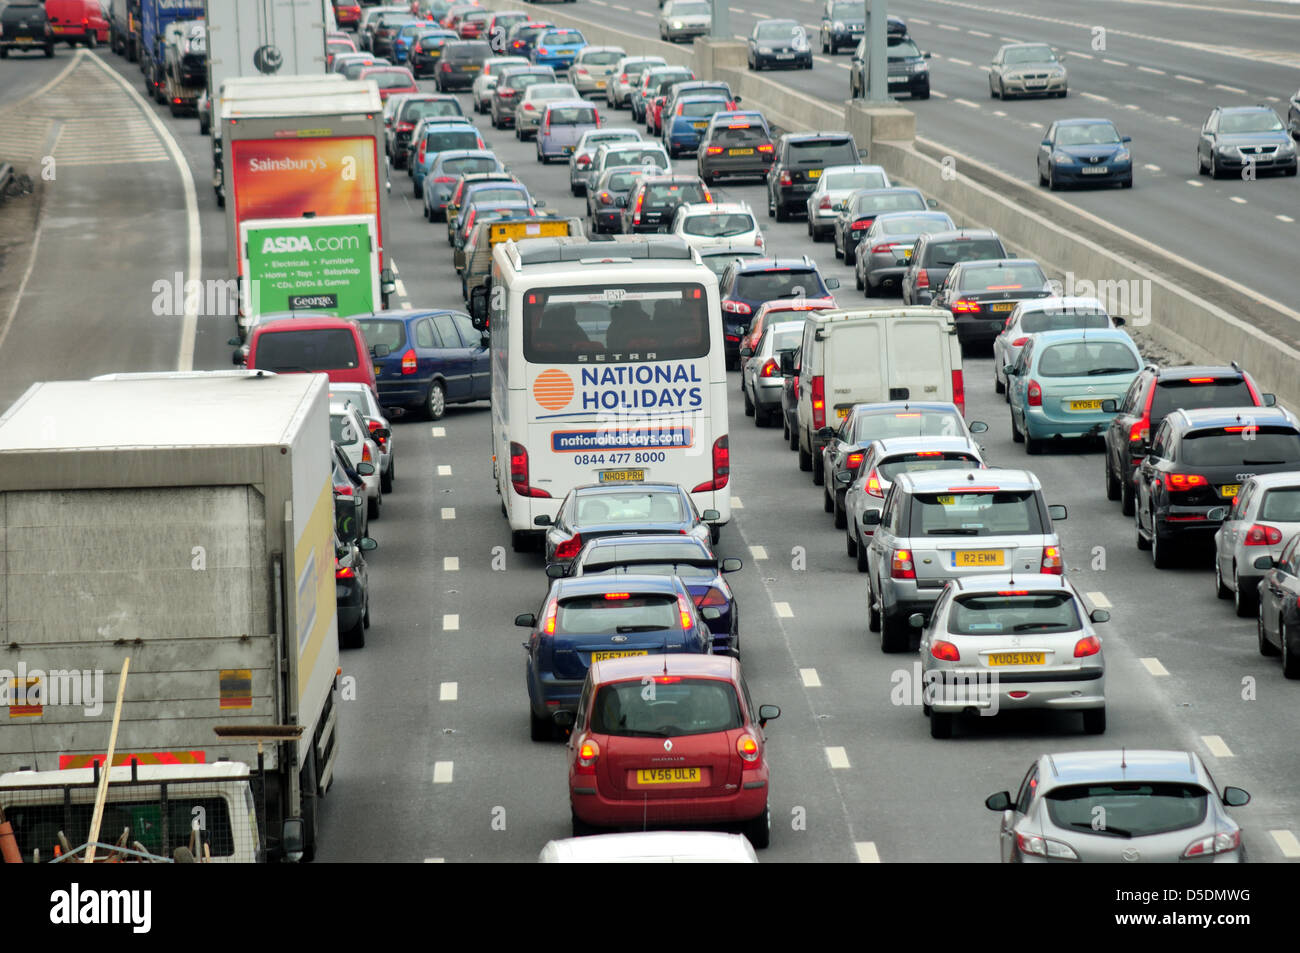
954, 550, 1005, 567
599, 468, 645, 483
1081, 166, 1109, 174
592, 650, 650, 662
988, 652, 1045, 666
991, 302, 1015, 312
636, 767, 702, 784
1069, 399, 1103, 411
1219, 484, 1241, 498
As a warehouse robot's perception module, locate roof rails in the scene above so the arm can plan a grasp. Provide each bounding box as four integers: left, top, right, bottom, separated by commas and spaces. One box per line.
506, 235, 697, 268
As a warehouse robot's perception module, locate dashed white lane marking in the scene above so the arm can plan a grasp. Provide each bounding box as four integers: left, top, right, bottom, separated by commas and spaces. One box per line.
732, 496, 744, 508
1087, 591, 1112, 609
993, 109, 1008, 117
1265, 96, 1281, 103
390, 262, 399, 275
999, 36, 1020, 43
1270, 829, 1300, 859
1186, 180, 1204, 187
749, 545, 768, 560
912, 17, 931, 25
800, 668, 822, 687
424, 857, 444, 862
440, 681, 458, 701
826, 746, 851, 769
432, 426, 446, 437
774, 601, 794, 618
729, 5, 745, 12
1202, 735, 1234, 758
433, 762, 454, 783
441, 507, 456, 519
947, 57, 972, 66
1215, 83, 1247, 94
1176, 74, 1204, 84
394, 279, 407, 297
1140, 657, 1170, 676
1137, 65, 1166, 74
836, 63, 852, 71
1081, 92, 1109, 101
590, 0, 607, 5
753, 11, 770, 18
633, 9, 652, 16
1143, 163, 1161, 171
1165, 115, 1181, 122
1103, 58, 1129, 67
1231, 196, 1248, 204
968, 29, 991, 37
855, 841, 881, 862
1124, 103, 1140, 110
444, 556, 459, 571
931, 90, 949, 98
443, 614, 460, 631
954, 98, 981, 109
938, 23, 960, 31
1278, 214, 1296, 223
814, 56, 835, 66
438, 464, 452, 476
1069, 51, 1093, 59
401, 302, 413, 310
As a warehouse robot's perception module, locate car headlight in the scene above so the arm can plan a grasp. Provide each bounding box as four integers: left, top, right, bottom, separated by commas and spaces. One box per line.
673, 20, 683, 28
1113, 149, 1131, 162
1276, 139, 1295, 153
1053, 66, 1066, 76
1217, 144, 1237, 154
834, 21, 845, 30
1052, 151, 1073, 164
759, 46, 772, 53
912, 61, 928, 73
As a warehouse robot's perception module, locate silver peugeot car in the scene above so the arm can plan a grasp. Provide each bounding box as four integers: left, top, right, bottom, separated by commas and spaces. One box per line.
985, 750, 1250, 863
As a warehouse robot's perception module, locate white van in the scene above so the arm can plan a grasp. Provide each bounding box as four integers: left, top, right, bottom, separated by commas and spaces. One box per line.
792, 307, 964, 484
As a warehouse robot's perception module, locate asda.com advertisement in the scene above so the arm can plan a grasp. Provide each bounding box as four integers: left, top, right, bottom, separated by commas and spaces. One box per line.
241, 215, 378, 317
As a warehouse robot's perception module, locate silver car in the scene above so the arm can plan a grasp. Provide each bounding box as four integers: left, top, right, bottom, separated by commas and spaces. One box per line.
1213, 473, 1300, 617
843, 435, 986, 570
805, 164, 891, 241
992, 296, 1120, 397
864, 468, 1067, 652
570, 127, 642, 196
985, 750, 1250, 863
472, 55, 530, 114
330, 382, 396, 494
916, 574, 1107, 738
856, 210, 955, 295
989, 42, 1067, 99
515, 82, 582, 140
607, 55, 667, 107
742, 319, 804, 429
570, 45, 626, 97
659, 0, 712, 43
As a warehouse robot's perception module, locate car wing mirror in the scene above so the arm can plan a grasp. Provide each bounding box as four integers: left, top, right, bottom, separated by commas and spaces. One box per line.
825, 277, 840, 290
719, 557, 743, 573
1222, 786, 1250, 807
1206, 506, 1228, 522
834, 469, 853, 487
1112, 316, 1125, 327
985, 791, 1012, 812
1003, 364, 1018, 377
545, 564, 567, 579
372, 343, 391, 358
701, 509, 720, 521
757, 704, 779, 728
1048, 504, 1067, 521
968, 420, 988, 434
701, 607, 723, 621
355, 462, 376, 476
515, 613, 537, 627
779, 351, 795, 375
1263, 393, 1277, 407
1040, 138, 1052, 147
1254, 554, 1276, 571
862, 510, 881, 526
926, 198, 938, 208
1089, 608, 1109, 623
1100, 399, 1118, 413
359, 537, 379, 552
533, 514, 553, 526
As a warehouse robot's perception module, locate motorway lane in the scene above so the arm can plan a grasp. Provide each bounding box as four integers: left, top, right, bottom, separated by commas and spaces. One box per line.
0, 49, 69, 109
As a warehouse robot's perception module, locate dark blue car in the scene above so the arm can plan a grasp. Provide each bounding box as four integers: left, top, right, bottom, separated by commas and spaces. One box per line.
716, 256, 839, 369
355, 309, 489, 420
1037, 118, 1133, 190
516, 574, 714, 740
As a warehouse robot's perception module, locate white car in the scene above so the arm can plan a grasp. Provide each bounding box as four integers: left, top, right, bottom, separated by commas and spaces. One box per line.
515, 82, 582, 141
991, 296, 1123, 397
805, 164, 891, 240
330, 400, 384, 519
330, 383, 395, 494
1213, 473, 1300, 618
472, 55, 530, 114
670, 201, 764, 253
659, 0, 712, 43
606, 55, 667, 107
569, 127, 642, 196
569, 46, 626, 97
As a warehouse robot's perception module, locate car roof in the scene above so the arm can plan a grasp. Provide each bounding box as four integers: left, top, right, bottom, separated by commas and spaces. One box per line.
872, 210, 951, 224
554, 573, 687, 597
872, 435, 981, 456
735, 257, 818, 272
900, 467, 1042, 492
1054, 117, 1118, 126
948, 573, 1074, 595
850, 187, 923, 200
1041, 750, 1205, 787
852, 400, 961, 416
255, 315, 357, 334
351, 308, 462, 323
765, 319, 809, 333
544, 99, 597, 109
920, 228, 1002, 242
1014, 296, 1108, 314
572, 481, 683, 495
581, 535, 713, 559
679, 201, 750, 215
699, 246, 764, 258
1150, 364, 1246, 380
1174, 406, 1297, 429
953, 257, 1041, 270
590, 653, 740, 683
1025, 328, 1135, 346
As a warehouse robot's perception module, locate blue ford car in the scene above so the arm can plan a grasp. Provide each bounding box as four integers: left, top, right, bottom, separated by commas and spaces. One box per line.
354, 309, 490, 420
530, 27, 587, 73
516, 574, 714, 740
1037, 118, 1133, 190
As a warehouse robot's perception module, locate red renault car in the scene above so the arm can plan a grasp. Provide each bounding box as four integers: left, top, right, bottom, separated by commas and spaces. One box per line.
566, 654, 780, 847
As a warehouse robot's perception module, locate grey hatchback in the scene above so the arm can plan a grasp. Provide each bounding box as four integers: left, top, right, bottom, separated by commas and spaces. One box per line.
985, 750, 1250, 863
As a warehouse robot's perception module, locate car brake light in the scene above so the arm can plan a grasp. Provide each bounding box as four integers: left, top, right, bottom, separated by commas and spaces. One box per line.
539, 47, 548, 54
1183, 830, 1240, 858
737, 733, 760, 767
871, 242, 897, 254
757, 143, 774, 153
361, 442, 372, 464
523, 102, 535, 110
1040, 545, 1063, 574
706, 146, 724, 155
952, 299, 980, 313
633, 191, 644, 224
1129, 420, 1150, 446
1011, 336, 1030, 347
1027, 379, 1042, 407
335, 482, 353, 497
1016, 832, 1078, 860
510, 441, 551, 499
779, 170, 792, 186
951, 369, 965, 417
760, 359, 779, 378
846, 452, 864, 471
620, 73, 628, 82
891, 549, 915, 580
603, 592, 630, 600
336, 560, 355, 580
930, 640, 960, 662
554, 535, 583, 561
811, 375, 825, 430
1073, 635, 1101, 658
819, 196, 832, 209
1244, 524, 1283, 546
1167, 473, 1209, 490
575, 737, 599, 774
721, 300, 751, 315
865, 469, 884, 498
695, 586, 729, 608
442, 61, 451, 71
677, 593, 694, 630
418, 140, 427, 162
851, 219, 874, 231
915, 268, 929, 288
542, 599, 558, 635
543, 116, 550, 134
500, 88, 516, 97
692, 436, 730, 493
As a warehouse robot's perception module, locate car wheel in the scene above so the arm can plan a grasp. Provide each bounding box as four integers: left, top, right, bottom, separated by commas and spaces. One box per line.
46, 44, 55, 58
340, 612, 365, 649
1104, 456, 1120, 500
775, 201, 789, 222
880, 611, 910, 653
1210, 153, 1221, 179
1283, 622, 1300, 679
1047, 165, 1059, 191
1233, 567, 1257, 617
363, 599, 371, 629
798, 440, 812, 472
844, 244, 856, 266
367, 486, 381, 520
767, 189, 775, 218
929, 711, 953, 739
867, 579, 882, 632
864, 272, 878, 297
854, 268, 863, 291
788, 419, 799, 451
1258, 603, 1280, 656
847, 527, 857, 557
1197, 149, 1207, 175
743, 387, 755, 417
530, 707, 554, 742
1121, 176, 1133, 188
1010, 411, 1024, 443
1038, 162, 1047, 186
742, 802, 771, 849
990, 77, 999, 99
710, 523, 721, 546
1135, 500, 1152, 550
423, 203, 430, 221
823, 484, 834, 513
1213, 558, 1231, 598
1120, 471, 1135, 516
833, 492, 846, 530
1025, 432, 1042, 455
381, 460, 394, 494
856, 527, 870, 573
813, 452, 825, 486
425, 381, 446, 421
413, 179, 421, 198
1082, 707, 1106, 735
1151, 519, 1173, 568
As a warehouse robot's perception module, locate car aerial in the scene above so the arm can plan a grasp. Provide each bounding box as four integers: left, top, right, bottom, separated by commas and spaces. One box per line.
514, 82, 583, 141
832, 187, 932, 265
539, 830, 758, 863
410, 120, 485, 196
988, 42, 1067, 99
607, 55, 668, 107
931, 258, 1055, 353
489, 66, 558, 130
434, 39, 492, 91
570, 45, 626, 97
1255, 535, 1300, 676
538, 483, 721, 574
330, 399, 385, 518
332, 441, 370, 546
662, 95, 731, 157
984, 750, 1250, 863
843, 435, 987, 568
516, 575, 716, 741
586, 165, 645, 234
422, 149, 503, 221
570, 127, 641, 196
823, 402, 985, 525
864, 467, 1068, 651
993, 297, 1122, 396
819, 0, 865, 54
503, 19, 554, 57
1038, 118, 1134, 190
559, 534, 744, 655
1103, 363, 1273, 517
622, 174, 713, 234
634, 65, 696, 124
537, 100, 601, 164
1135, 407, 1300, 568
334, 531, 378, 649
442, 169, 520, 231
355, 308, 490, 420
742, 319, 806, 429
1006, 328, 1143, 454
805, 164, 893, 242
696, 111, 774, 185
1197, 105, 1298, 178
918, 575, 1107, 738
718, 257, 838, 369
901, 229, 1008, 306
747, 18, 813, 71
1214, 474, 1300, 618
530, 26, 586, 73
856, 210, 956, 295
408, 28, 460, 77
659, 0, 711, 43
767, 131, 862, 222
329, 381, 396, 493
472, 55, 531, 112
850, 33, 931, 100
565, 655, 779, 846
670, 201, 763, 254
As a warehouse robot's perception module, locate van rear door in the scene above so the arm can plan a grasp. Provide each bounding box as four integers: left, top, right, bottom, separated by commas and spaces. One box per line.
825, 321, 886, 421
886, 315, 953, 404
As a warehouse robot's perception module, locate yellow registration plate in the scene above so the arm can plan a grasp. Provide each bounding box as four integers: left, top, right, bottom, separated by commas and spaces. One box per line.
1069, 399, 1103, 411
596, 80, 606, 88
954, 550, 1005, 567
636, 767, 702, 785
991, 302, 1015, 312
903, 247, 913, 259
463, 65, 479, 71
988, 652, 1045, 667
374, 365, 382, 378
592, 650, 650, 663
692, 121, 707, 129
1220, 484, 1241, 498
599, 469, 645, 483
728, 148, 755, 156
807, 169, 822, 179
836, 407, 850, 420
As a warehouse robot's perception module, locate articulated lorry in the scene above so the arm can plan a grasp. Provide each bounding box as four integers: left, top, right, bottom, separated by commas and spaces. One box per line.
0, 372, 342, 862
140, 0, 204, 103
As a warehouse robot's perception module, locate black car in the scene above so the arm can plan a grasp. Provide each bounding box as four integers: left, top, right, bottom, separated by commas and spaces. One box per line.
930, 258, 1054, 352
409, 30, 458, 78
766, 131, 861, 221
389, 94, 463, 167
621, 174, 711, 234
436, 39, 491, 92
0, 2, 54, 57
1289, 87, 1300, 142
697, 112, 774, 185
1102, 365, 1274, 516
371, 13, 418, 58
717, 256, 838, 370
1136, 407, 1300, 568
634, 66, 694, 123
587, 164, 645, 234
1255, 535, 1300, 677
332, 443, 371, 546
850, 34, 931, 100
832, 187, 931, 265
901, 229, 1008, 305
490, 67, 557, 129
505, 20, 554, 58
336, 532, 377, 649
818, 0, 863, 54
747, 19, 813, 71
1196, 105, 1298, 178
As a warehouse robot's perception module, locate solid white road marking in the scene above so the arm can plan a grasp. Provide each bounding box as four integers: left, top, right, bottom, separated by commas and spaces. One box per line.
432, 426, 446, 437
438, 464, 452, 476
930, 90, 949, 98
855, 841, 881, 862
774, 601, 794, 618
1140, 657, 1170, 676
633, 9, 652, 16
1069, 51, 1093, 59
444, 557, 459, 571
441, 507, 456, 519
800, 668, 822, 687
1269, 830, 1300, 859
826, 746, 850, 769
749, 545, 768, 560
1165, 115, 1181, 122
433, 762, 454, 783
1087, 591, 1112, 609
443, 614, 459, 631
1202, 735, 1234, 758
731, 496, 744, 509
440, 682, 458, 701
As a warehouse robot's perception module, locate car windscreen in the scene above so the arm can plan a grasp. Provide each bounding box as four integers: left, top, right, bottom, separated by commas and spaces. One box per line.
523, 282, 710, 364
584, 560, 718, 580
1044, 783, 1209, 838
415, 33, 454, 49
591, 679, 743, 736
924, 238, 1005, 266
789, 138, 857, 165
909, 490, 1045, 537
1036, 341, 1138, 377
575, 491, 686, 525
645, 182, 707, 205
445, 42, 491, 59
440, 155, 499, 175
684, 212, 753, 237
1260, 488, 1300, 522
831, 1, 863, 18
1019, 309, 1110, 333
403, 99, 463, 121
878, 451, 981, 482
959, 264, 1046, 292
255, 329, 359, 371
852, 410, 963, 442
1219, 111, 1283, 134
1004, 44, 1056, 64
1150, 378, 1255, 424
1180, 428, 1300, 468
539, 30, 583, 45
547, 105, 598, 125
755, 21, 801, 41
854, 191, 925, 214
1055, 122, 1122, 146
671, 0, 712, 15
367, 70, 415, 89
425, 129, 481, 151
357, 319, 406, 351
555, 594, 680, 635
948, 591, 1080, 635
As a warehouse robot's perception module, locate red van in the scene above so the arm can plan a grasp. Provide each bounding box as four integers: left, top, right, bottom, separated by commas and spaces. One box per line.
244, 316, 383, 398
45, 0, 108, 47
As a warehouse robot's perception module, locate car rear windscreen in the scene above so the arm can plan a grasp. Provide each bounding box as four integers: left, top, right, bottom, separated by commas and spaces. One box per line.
1180, 428, 1300, 468
576, 491, 685, 525
446, 41, 490, 59
330, 414, 362, 446
505, 72, 552, 90
789, 138, 858, 165
256, 329, 359, 371
959, 264, 1046, 292
1019, 309, 1110, 333
581, 50, 623, 65
646, 182, 707, 205
440, 156, 499, 175
522, 282, 710, 364
924, 238, 1005, 266
855, 191, 925, 214
684, 212, 753, 237
709, 125, 767, 146
547, 105, 599, 125
825, 170, 889, 191
878, 451, 981, 482
852, 410, 963, 442
909, 490, 1045, 537
403, 99, 463, 121
603, 148, 668, 170
947, 591, 1080, 635
1045, 783, 1209, 837
771, 327, 803, 351
1150, 378, 1254, 423
368, 70, 415, 89
426, 129, 481, 151
591, 679, 742, 736
603, 170, 641, 192
735, 270, 820, 300
879, 215, 952, 235
466, 186, 528, 204
1036, 341, 1138, 377
1260, 488, 1300, 521
357, 319, 406, 351
680, 99, 727, 118
555, 594, 679, 635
